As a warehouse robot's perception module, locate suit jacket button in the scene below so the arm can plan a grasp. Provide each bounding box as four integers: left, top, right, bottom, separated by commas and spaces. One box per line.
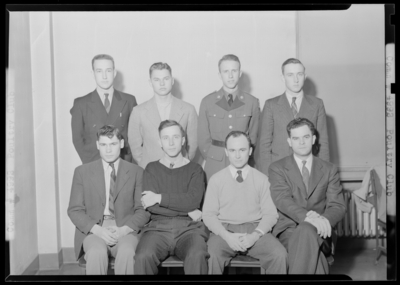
229, 126, 232, 129
228, 114, 232, 118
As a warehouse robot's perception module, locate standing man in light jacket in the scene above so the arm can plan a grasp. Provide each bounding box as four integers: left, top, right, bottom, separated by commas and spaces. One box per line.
128, 62, 198, 169
198, 54, 260, 181
257, 58, 329, 176
71, 54, 137, 164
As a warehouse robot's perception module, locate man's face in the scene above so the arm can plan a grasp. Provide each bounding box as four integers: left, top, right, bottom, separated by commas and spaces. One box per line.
281, 63, 307, 94
219, 60, 241, 90
96, 135, 124, 163
159, 125, 185, 158
92, 59, 116, 91
225, 135, 252, 169
287, 125, 316, 159
149, 69, 174, 96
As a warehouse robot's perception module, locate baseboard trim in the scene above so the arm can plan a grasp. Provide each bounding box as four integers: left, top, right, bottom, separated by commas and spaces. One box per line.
22, 255, 39, 275
337, 237, 386, 250
38, 249, 63, 270
62, 247, 77, 264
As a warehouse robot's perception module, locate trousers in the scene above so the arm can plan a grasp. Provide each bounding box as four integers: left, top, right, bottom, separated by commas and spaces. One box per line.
207, 222, 287, 274
134, 218, 209, 274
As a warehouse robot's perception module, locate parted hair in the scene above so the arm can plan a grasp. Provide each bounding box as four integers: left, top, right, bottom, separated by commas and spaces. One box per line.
149, 62, 172, 77
225, 130, 251, 148
92, 54, 115, 70
281, 58, 305, 74
158, 120, 186, 137
286, 117, 316, 137
97, 125, 123, 141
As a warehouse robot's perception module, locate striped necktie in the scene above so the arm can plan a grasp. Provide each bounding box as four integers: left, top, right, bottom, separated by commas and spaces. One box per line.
291, 97, 298, 118
302, 160, 309, 193
109, 163, 116, 216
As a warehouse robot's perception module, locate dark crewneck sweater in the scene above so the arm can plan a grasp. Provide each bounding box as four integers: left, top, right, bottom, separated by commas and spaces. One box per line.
143, 160, 206, 220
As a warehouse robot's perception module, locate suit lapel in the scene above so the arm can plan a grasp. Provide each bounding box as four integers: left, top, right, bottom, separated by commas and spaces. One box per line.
107, 90, 127, 124
307, 156, 324, 198
145, 97, 162, 128
297, 95, 315, 118
286, 156, 308, 199
277, 93, 295, 124
169, 96, 184, 123
88, 90, 108, 125
114, 160, 130, 201
90, 159, 106, 205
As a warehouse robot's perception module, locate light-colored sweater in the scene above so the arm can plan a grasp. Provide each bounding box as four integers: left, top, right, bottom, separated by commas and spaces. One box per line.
202, 166, 278, 236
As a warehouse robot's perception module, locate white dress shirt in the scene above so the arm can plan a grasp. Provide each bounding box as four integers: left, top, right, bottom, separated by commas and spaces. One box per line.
97, 86, 114, 107
285, 91, 303, 111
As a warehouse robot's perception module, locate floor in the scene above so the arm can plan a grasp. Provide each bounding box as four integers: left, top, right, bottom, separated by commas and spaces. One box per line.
35, 244, 388, 281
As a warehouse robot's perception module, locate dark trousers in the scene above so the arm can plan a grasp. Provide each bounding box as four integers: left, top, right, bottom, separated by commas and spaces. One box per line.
278, 222, 329, 274
207, 222, 287, 274
134, 218, 209, 274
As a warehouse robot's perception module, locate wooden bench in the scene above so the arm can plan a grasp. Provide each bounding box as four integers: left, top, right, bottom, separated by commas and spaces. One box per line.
78, 254, 266, 275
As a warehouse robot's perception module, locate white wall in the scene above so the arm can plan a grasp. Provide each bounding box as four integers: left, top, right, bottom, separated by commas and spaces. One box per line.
51, 11, 297, 248
298, 5, 386, 167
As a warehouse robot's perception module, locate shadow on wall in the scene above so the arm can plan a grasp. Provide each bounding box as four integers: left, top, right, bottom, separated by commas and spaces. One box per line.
113, 70, 125, 92
303, 77, 317, 97
239, 72, 252, 94
172, 78, 183, 100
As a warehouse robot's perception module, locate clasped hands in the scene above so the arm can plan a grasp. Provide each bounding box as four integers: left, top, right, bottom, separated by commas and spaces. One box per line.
304, 210, 331, 239
221, 231, 260, 252
91, 224, 133, 246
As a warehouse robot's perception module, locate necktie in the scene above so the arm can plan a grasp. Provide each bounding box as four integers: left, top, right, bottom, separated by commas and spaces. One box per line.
302, 160, 309, 193
104, 93, 110, 113
228, 94, 233, 106
170, 163, 174, 168
236, 170, 244, 183
291, 97, 298, 118
109, 163, 116, 216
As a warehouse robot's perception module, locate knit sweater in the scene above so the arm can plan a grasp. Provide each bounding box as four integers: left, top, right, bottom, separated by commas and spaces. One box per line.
143, 160, 205, 220
202, 166, 278, 236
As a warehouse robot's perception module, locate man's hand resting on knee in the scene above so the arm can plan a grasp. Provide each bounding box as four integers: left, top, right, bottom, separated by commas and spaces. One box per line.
304, 214, 331, 239
90, 224, 118, 246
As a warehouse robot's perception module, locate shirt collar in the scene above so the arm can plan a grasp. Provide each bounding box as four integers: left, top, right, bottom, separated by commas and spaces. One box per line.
285, 90, 303, 103
228, 164, 250, 179
159, 153, 189, 168
102, 157, 120, 174
222, 88, 240, 101
293, 154, 312, 174
97, 86, 114, 99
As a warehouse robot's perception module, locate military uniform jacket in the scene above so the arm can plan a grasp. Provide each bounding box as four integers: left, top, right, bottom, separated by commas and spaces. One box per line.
198, 88, 260, 181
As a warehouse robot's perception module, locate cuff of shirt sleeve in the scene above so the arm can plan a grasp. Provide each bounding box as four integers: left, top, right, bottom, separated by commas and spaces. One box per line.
255, 228, 265, 236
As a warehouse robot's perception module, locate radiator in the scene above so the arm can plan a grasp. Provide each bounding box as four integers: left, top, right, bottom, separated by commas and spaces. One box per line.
336, 190, 386, 238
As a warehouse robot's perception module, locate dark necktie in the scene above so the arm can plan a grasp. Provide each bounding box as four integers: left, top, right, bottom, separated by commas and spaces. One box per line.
228, 94, 233, 106
109, 163, 116, 216
302, 160, 309, 193
104, 93, 110, 113
236, 170, 244, 183
291, 97, 298, 118
170, 163, 174, 168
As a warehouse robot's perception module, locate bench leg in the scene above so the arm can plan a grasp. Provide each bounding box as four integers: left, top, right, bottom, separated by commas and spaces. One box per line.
260, 267, 266, 274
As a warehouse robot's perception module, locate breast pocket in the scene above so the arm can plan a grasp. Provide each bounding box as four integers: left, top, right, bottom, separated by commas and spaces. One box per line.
235, 108, 252, 131
207, 110, 225, 133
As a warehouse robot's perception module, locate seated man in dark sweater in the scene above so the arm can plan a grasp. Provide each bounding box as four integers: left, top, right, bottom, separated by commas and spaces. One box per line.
134, 120, 209, 274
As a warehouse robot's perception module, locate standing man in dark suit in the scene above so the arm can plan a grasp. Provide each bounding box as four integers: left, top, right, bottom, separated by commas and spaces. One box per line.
257, 58, 329, 176
269, 118, 345, 274
198, 54, 260, 181
71, 54, 137, 164
68, 125, 150, 275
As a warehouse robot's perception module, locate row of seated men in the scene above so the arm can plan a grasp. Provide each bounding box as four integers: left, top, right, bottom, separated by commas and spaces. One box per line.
70, 53, 329, 185
67, 118, 346, 275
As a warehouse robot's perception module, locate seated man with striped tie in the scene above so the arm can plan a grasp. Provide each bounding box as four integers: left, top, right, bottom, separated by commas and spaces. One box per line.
202, 131, 287, 274
268, 118, 345, 274
134, 120, 209, 274
68, 125, 150, 275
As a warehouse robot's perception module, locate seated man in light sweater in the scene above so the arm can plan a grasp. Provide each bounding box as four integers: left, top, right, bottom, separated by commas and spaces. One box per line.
202, 130, 287, 274
134, 120, 209, 274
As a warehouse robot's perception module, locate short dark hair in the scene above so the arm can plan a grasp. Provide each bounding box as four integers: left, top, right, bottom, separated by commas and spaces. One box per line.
218, 54, 241, 71
286, 117, 316, 137
149, 62, 172, 77
225, 131, 251, 148
97, 125, 123, 141
158, 120, 185, 137
281, 58, 305, 74
92, 54, 115, 70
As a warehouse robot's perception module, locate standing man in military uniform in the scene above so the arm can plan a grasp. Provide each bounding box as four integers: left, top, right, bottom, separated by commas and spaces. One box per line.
198, 54, 260, 182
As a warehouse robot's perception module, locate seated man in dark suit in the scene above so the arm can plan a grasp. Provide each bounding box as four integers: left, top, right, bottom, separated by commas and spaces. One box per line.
68, 125, 149, 274
71, 54, 137, 164
269, 118, 346, 274
134, 120, 209, 274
